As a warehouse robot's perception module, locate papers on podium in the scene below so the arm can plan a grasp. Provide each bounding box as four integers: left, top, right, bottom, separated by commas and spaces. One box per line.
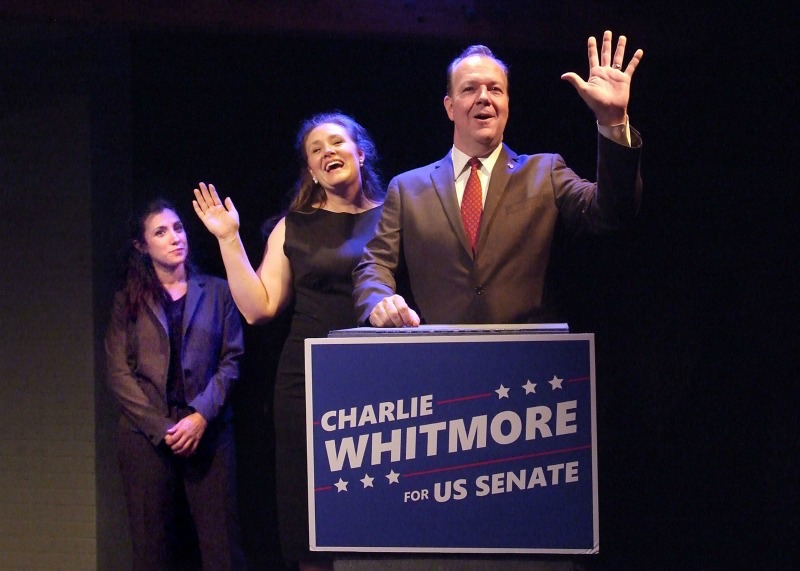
328, 323, 570, 337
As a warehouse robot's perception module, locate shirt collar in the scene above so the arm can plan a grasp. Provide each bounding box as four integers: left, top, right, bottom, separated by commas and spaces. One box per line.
451, 143, 504, 179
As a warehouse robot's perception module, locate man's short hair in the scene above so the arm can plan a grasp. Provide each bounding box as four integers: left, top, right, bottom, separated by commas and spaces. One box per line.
446, 45, 509, 96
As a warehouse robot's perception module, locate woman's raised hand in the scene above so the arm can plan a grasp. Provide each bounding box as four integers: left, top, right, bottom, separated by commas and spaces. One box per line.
192, 182, 240, 240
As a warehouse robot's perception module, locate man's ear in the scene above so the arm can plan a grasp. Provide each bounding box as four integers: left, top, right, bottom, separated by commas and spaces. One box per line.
444, 95, 454, 121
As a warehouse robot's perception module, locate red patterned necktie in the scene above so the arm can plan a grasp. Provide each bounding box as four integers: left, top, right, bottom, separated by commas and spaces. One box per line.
461, 157, 483, 253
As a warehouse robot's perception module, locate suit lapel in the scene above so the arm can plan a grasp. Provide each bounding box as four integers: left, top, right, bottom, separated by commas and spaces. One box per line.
431, 152, 473, 256
182, 276, 203, 338
145, 277, 203, 337
478, 144, 518, 252
146, 295, 169, 336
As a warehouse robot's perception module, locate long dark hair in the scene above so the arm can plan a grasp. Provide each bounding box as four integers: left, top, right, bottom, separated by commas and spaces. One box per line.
287, 111, 385, 212
122, 198, 194, 321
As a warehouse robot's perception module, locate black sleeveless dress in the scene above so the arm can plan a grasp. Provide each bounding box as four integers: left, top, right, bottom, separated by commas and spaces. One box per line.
274, 206, 382, 563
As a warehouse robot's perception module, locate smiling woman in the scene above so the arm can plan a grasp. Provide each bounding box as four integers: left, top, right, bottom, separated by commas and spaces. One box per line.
287, 112, 385, 215
303, 123, 365, 208
192, 112, 385, 570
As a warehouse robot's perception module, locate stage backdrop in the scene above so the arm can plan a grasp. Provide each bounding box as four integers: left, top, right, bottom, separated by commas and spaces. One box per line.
305, 329, 598, 554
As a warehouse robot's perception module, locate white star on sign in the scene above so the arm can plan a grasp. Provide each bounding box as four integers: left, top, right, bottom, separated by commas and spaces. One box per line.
495, 384, 510, 399
360, 474, 374, 488
386, 470, 400, 484
522, 380, 537, 394
334, 478, 348, 492
549, 375, 564, 390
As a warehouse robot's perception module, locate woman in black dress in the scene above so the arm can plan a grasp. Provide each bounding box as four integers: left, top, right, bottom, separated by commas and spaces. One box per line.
193, 113, 384, 571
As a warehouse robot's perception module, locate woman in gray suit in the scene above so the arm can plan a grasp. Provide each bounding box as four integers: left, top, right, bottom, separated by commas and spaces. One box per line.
105, 198, 246, 570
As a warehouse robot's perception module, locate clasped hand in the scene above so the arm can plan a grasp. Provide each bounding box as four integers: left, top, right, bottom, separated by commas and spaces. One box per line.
164, 411, 208, 457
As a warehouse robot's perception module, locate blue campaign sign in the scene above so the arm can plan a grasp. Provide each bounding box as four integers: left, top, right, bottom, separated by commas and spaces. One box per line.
305, 333, 597, 554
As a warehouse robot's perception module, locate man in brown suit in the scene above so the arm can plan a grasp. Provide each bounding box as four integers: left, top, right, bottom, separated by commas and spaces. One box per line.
354, 31, 644, 327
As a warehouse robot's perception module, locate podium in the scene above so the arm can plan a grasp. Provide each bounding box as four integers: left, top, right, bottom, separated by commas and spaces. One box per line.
304, 325, 597, 568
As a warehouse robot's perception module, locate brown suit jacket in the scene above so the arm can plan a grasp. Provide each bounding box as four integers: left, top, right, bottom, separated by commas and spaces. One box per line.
105, 274, 244, 445
353, 131, 642, 325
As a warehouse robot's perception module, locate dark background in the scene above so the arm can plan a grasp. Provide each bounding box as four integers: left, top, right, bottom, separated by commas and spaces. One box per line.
3, 1, 796, 569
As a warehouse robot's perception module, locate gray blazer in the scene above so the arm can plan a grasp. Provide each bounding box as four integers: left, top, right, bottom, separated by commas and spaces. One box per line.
353, 132, 643, 325
105, 274, 244, 445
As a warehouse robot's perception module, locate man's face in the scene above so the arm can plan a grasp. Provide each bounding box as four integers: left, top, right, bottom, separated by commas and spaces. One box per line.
444, 55, 509, 157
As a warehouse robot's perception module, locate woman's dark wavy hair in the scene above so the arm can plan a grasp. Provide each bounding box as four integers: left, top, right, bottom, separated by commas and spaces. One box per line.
287, 111, 385, 211
262, 111, 385, 239
121, 198, 194, 321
